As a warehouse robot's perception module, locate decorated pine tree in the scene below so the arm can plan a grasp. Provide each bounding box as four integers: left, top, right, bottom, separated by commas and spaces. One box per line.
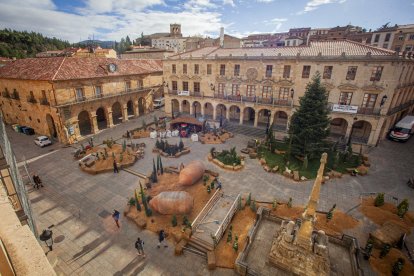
397, 199, 409, 218
156, 155, 160, 173
246, 193, 251, 207
374, 193, 385, 207
159, 156, 164, 175
289, 72, 331, 159
134, 189, 141, 212
179, 138, 184, 152
287, 197, 293, 208
171, 214, 177, 227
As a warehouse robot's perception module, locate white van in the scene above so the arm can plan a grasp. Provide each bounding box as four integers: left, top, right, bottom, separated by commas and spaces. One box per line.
388, 115, 414, 142
153, 97, 165, 109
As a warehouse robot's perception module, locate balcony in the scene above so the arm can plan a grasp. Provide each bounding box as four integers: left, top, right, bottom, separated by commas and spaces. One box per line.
387, 100, 414, 115
27, 96, 37, 104
53, 85, 159, 108
39, 98, 49, 106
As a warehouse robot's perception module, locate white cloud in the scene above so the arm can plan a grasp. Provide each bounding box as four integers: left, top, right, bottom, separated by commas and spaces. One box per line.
0, 0, 224, 42
256, 0, 274, 3
263, 18, 287, 31
184, 0, 217, 11
223, 0, 236, 6
298, 0, 346, 14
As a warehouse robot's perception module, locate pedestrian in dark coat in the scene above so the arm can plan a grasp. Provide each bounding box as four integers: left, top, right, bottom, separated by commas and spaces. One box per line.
135, 237, 145, 257
112, 210, 120, 228
32, 174, 44, 189
113, 160, 119, 173
157, 229, 167, 248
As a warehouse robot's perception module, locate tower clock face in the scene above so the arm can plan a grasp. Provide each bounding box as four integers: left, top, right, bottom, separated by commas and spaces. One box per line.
108, 63, 117, 72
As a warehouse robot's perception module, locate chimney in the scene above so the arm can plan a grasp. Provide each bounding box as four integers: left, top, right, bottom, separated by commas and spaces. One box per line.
220, 27, 224, 48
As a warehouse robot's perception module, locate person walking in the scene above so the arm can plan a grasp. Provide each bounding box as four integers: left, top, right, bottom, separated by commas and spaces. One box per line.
112, 210, 120, 228
157, 229, 167, 248
135, 237, 145, 257
113, 160, 119, 173
32, 174, 44, 189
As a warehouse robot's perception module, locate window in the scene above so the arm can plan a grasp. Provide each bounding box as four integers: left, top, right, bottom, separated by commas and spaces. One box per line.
346, 66, 358, 80
384, 33, 391, 42
266, 65, 273, 78
41, 90, 46, 99
95, 86, 102, 97
283, 65, 291, 78
125, 81, 131, 91
339, 92, 353, 105
302, 65, 311, 78
183, 64, 187, 74
374, 34, 380, 43
75, 88, 84, 100
182, 81, 188, 91
194, 64, 199, 75
395, 46, 401, 52
172, 81, 177, 91
172, 64, 176, 74
362, 93, 378, 108
220, 64, 226, 76
323, 66, 333, 79
370, 66, 384, 81
383, 44, 388, 49
234, 64, 240, 76
278, 88, 289, 100
194, 82, 200, 93
405, 45, 413, 51
207, 64, 212, 75
409, 34, 414, 40
217, 83, 225, 94
138, 79, 143, 89
231, 84, 239, 95
262, 86, 272, 98
398, 35, 404, 41
246, 85, 255, 97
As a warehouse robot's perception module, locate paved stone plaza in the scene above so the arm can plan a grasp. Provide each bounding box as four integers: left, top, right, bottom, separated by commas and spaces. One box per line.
8, 110, 414, 275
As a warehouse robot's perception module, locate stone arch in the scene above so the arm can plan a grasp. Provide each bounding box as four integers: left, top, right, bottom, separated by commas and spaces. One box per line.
78, 110, 92, 136
193, 101, 201, 117
112, 102, 122, 125
350, 120, 372, 144
329, 118, 348, 140
171, 99, 180, 116
257, 108, 271, 127
243, 107, 255, 125
216, 104, 227, 120
127, 100, 134, 117
273, 111, 288, 131
229, 105, 240, 122
96, 107, 107, 130
46, 114, 57, 139
182, 99, 190, 114
204, 102, 214, 118
138, 97, 146, 115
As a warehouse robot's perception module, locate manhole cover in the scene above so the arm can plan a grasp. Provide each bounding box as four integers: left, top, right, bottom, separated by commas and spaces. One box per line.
98, 210, 111, 218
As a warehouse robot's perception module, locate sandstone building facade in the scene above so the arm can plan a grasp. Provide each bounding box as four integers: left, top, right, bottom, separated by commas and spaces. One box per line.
0, 57, 162, 144
163, 41, 414, 147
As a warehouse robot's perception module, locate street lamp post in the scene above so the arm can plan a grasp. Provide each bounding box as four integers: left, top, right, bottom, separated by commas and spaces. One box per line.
266, 111, 272, 134
347, 116, 358, 145
194, 103, 197, 118
220, 106, 223, 127
39, 229, 53, 253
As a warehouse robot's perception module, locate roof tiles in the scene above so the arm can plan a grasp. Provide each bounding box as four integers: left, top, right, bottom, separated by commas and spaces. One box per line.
0, 57, 162, 81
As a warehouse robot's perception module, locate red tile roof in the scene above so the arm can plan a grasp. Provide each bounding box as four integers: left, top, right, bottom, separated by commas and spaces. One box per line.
0, 57, 162, 81
170, 41, 396, 59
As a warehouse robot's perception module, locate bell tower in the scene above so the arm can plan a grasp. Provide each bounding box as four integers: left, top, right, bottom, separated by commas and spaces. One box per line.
170, 24, 182, 37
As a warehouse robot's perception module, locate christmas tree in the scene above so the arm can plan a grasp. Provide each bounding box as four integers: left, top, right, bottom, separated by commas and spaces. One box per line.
289, 72, 331, 159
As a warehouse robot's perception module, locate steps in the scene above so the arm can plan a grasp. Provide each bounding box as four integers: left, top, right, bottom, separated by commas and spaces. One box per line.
182, 245, 208, 259
223, 122, 266, 138
188, 236, 215, 253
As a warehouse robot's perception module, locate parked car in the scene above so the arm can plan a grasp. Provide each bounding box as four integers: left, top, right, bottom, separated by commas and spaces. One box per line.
22, 126, 35, 135
388, 115, 414, 142
34, 136, 52, 147
153, 97, 165, 109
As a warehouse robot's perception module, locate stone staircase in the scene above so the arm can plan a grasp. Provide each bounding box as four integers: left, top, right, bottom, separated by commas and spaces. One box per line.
223, 121, 266, 138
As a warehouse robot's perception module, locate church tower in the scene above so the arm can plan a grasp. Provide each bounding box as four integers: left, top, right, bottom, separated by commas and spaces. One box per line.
170, 24, 182, 37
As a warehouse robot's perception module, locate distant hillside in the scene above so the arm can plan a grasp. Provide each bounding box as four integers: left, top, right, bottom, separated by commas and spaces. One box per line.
0, 29, 71, 59
77, 40, 115, 49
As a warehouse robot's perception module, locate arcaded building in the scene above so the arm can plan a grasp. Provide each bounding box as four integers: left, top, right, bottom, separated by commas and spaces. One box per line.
163, 41, 414, 147
0, 57, 162, 144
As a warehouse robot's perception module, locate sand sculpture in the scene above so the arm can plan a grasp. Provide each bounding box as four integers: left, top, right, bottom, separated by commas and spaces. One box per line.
149, 191, 194, 215
178, 160, 205, 186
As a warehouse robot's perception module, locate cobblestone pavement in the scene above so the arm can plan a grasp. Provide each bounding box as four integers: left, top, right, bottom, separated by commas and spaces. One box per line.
10, 110, 414, 275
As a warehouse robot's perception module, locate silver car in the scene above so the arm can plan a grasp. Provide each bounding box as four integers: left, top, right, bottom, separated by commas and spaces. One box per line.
34, 136, 52, 147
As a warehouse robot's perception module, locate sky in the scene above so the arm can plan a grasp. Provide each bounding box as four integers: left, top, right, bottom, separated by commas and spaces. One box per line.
0, 0, 413, 43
